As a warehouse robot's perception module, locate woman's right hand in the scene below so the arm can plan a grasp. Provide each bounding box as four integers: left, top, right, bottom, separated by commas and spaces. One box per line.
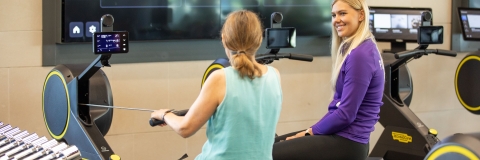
286, 128, 312, 140
286, 131, 305, 140
151, 109, 172, 126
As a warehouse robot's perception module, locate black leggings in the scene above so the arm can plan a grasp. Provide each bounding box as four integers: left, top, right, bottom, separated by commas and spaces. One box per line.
273, 130, 369, 160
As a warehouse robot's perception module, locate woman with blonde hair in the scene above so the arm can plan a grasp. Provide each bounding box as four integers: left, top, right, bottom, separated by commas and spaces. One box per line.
151, 10, 283, 159
272, 0, 384, 159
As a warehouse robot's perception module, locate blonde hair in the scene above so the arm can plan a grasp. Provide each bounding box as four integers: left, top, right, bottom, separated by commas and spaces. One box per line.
221, 10, 263, 79
330, 0, 383, 92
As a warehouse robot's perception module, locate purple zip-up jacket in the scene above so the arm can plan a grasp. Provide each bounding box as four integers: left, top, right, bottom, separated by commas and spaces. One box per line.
311, 39, 384, 144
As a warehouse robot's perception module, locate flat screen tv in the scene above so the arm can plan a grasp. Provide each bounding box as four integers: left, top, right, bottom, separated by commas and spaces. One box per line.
369, 7, 432, 43
61, 0, 334, 43
458, 7, 480, 41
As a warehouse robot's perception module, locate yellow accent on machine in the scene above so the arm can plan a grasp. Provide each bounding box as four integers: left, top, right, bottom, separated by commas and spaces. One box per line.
392, 131, 413, 143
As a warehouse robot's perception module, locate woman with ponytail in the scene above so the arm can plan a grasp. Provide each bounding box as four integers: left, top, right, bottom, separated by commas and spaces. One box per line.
151, 10, 282, 159
272, 0, 384, 159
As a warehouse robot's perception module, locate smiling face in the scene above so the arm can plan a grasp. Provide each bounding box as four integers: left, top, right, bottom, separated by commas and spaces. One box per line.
331, 1, 364, 39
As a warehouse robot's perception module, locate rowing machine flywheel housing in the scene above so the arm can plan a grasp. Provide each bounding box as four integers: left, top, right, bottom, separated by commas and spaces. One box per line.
42, 63, 116, 159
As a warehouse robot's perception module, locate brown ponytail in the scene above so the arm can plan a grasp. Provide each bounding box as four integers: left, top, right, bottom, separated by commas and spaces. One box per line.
230, 51, 261, 79
221, 10, 263, 79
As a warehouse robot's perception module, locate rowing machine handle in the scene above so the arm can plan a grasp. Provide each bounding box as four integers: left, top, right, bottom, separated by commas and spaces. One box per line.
435, 49, 457, 57
149, 109, 189, 127
289, 53, 313, 62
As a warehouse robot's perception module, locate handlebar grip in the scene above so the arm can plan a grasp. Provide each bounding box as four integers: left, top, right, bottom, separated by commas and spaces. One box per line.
436, 49, 457, 57
289, 53, 313, 62
150, 109, 190, 127
150, 118, 164, 126
394, 50, 424, 59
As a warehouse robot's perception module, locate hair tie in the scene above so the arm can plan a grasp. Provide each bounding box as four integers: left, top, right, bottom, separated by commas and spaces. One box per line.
231, 50, 246, 55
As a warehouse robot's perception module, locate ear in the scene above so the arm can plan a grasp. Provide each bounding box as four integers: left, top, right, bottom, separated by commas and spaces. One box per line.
359, 10, 365, 22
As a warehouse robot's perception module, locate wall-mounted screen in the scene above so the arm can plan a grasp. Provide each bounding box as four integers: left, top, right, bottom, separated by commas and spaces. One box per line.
369, 7, 432, 42
61, 0, 333, 43
458, 7, 480, 41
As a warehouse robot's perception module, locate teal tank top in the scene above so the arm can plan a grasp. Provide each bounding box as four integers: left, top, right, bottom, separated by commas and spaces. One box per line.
195, 66, 282, 160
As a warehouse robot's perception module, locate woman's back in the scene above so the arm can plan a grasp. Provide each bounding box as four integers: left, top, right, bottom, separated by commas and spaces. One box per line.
196, 66, 282, 160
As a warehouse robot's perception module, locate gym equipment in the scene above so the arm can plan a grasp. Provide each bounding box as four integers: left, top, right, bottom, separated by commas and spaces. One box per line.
81, 103, 155, 112
369, 7, 435, 107
425, 51, 480, 160
0, 121, 82, 160
455, 7, 480, 115
424, 63, 480, 157
422, 7, 480, 160
369, 24, 457, 159
150, 51, 313, 126
42, 14, 124, 160
151, 12, 314, 125
201, 12, 312, 87
80, 103, 184, 127
425, 133, 480, 160
42, 12, 312, 159
453, 52, 480, 114
369, 7, 433, 53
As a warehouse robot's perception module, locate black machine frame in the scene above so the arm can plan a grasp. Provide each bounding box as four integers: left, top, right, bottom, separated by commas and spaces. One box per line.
369, 34, 457, 159
42, 14, 121, 160
369, 52, 439, 159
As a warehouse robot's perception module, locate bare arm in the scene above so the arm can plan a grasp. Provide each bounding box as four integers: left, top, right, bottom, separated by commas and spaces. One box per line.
151, 69, 225, 138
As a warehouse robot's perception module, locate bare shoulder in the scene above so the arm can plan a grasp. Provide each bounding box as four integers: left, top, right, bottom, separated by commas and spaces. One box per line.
270, 67, 281, 84
200, 68, 227, 106
272, 67, 281, 77
203, 68, 226, 91
207, 68, 226, 83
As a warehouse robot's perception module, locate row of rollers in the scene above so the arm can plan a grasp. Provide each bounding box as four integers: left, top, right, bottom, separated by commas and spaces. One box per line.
0, 121, 81, 160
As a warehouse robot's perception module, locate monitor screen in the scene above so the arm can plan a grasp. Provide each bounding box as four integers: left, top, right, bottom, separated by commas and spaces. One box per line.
93, 31, 129, 54
266, 27, 296, 49
61, 0, 333, 43
458, 7, 480, 41
418, 26, 443, 44
369, 7, 432, 42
